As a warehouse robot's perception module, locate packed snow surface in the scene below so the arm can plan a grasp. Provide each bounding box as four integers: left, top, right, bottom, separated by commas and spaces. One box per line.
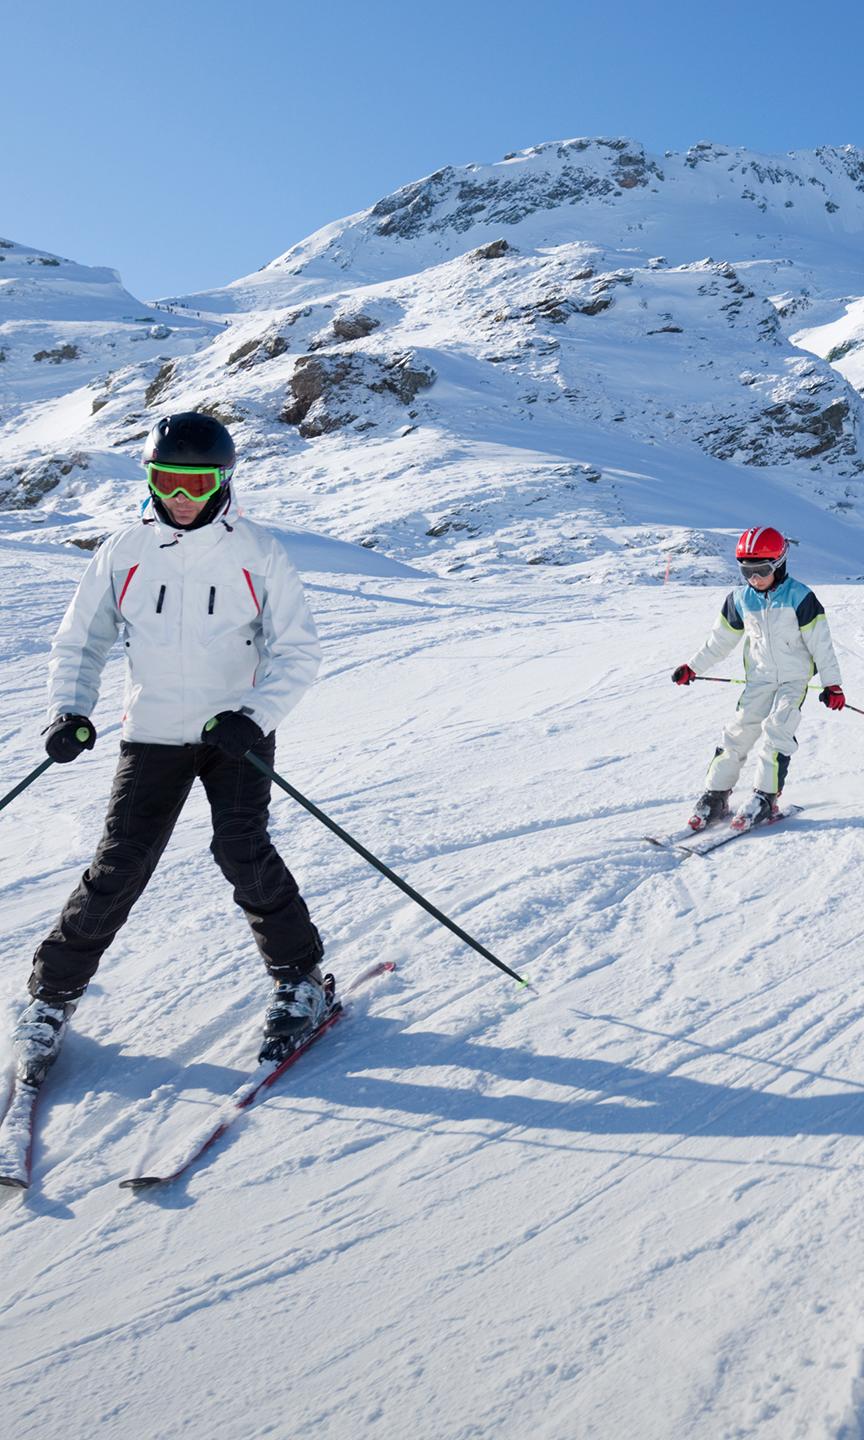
3, 527, 864, 1439
4, 136, 864, 1439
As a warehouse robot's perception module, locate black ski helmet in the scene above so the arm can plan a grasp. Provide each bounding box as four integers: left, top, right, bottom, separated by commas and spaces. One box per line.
143, 412, 236, 531
143, 411, 236, 472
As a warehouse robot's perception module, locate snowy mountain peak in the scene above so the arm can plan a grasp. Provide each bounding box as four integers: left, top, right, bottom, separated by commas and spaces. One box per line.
364, 137, 664, 242
356, 136, 864, 252
5, 137, 864, 585
167, 138, 864, 321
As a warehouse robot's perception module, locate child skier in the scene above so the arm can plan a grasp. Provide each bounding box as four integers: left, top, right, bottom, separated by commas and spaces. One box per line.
671, 526, 845, 832
13, 413, 326, 1086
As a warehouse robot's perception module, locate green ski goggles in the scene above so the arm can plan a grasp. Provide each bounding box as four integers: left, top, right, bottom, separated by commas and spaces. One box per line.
147, 463, 228, 503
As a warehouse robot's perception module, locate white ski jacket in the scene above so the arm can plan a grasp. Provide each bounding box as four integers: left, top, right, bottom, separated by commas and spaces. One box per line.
47, 500, 321, 745
687, 575, 841, 689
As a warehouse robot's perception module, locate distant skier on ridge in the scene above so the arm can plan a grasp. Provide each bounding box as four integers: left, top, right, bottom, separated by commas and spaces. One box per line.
13, 413, 328, 1086
671, 526, 845, 833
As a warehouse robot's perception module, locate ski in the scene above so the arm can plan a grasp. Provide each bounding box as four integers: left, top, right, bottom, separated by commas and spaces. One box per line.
119, 960, 396, 1192
0, 1079, 40, 1190
644, 817, 725, 849
662, 804, 804, 857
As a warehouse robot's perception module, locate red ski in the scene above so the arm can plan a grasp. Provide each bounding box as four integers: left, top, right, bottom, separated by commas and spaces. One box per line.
119, 960, 395, 1191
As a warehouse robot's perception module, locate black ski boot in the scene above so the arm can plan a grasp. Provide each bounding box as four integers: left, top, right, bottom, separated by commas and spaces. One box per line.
688, 789, 731, 832
13, 996, 77, 1087
258, 967, 334, 1064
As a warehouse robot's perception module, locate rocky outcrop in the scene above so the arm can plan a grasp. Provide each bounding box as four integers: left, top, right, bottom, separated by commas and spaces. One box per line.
33, 344, 79, 364
468, 239, 514, 261
699, 373, 860, 468
501, 269, 631, 326
280, 352, 436, 437
0, 452, 89, 508
144, 360, 175, 406
331, 311, 380, 341
228, 331, 290, 369
197, 399, 246, 426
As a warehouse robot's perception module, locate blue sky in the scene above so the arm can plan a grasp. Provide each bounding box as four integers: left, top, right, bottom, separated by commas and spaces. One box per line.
5, 0, 864, 300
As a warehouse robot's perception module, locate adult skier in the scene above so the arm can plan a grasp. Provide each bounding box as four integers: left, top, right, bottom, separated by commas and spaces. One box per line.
671, 526, 845, 832
14, 413, 327, 1086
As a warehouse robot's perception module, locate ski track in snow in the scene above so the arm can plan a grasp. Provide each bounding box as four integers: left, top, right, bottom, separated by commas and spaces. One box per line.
4, 563, 864, 1438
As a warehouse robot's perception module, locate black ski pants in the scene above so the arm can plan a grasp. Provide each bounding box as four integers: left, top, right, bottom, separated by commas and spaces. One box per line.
29, 736, 323, 1001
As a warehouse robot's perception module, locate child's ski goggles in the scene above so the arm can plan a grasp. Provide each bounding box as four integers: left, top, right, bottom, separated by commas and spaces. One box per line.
147, 463, 230, 502
738, 558, 782, 579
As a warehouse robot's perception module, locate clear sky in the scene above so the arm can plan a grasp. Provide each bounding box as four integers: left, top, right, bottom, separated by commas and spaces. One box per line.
5, 0, 864, 300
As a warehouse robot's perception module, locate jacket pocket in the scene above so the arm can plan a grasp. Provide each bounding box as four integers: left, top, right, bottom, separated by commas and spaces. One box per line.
194, 579, 260, 648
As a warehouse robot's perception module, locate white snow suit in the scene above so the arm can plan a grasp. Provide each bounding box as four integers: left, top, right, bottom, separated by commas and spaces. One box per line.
686, 574, 841, 794
47, 497, 321, 743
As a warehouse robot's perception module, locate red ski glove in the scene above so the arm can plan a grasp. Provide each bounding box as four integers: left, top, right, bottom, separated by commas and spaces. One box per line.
672, 664, 696, 686
819, 685, 846, 711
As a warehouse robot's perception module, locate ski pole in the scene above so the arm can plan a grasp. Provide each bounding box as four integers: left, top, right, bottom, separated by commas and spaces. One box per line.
242, 752, 532, 990
0, 758, 54, 814
694, 677, 821, 690
694, 677, 864, 710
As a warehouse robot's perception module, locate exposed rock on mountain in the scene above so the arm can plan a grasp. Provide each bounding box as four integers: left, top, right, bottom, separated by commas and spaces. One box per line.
280, 351, 436, 436
0, 451, 89, 508
5, 139, 864, 576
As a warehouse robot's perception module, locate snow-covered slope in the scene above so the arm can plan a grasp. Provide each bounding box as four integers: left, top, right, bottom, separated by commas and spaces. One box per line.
3, 545, 864, 1438
5, 139, 864, 1439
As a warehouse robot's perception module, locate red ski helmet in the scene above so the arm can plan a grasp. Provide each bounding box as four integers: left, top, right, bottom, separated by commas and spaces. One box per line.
736, 527, 788, 565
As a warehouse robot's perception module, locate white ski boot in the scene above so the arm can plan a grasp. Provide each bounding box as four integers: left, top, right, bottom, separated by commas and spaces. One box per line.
13, 996, 77, 1087
731, 790, 779, 833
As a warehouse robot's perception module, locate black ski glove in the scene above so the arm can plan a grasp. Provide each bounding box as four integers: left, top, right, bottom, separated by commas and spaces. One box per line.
201, 709, 265, 757
44, 714, 96, 764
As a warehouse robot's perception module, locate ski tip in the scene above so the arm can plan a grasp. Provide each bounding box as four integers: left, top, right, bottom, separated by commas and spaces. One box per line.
0, 1176, 29, 1190
119, 1176, 163, 1191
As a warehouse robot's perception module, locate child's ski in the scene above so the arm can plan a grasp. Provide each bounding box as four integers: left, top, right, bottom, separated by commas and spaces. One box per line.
644, 809, 730, 850
645, 820, 720, 849
659, 804, 804, 858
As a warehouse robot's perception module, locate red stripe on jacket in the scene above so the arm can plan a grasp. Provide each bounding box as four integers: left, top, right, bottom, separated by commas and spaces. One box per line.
242, 569, 261, 614
117, 564, 139, 610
